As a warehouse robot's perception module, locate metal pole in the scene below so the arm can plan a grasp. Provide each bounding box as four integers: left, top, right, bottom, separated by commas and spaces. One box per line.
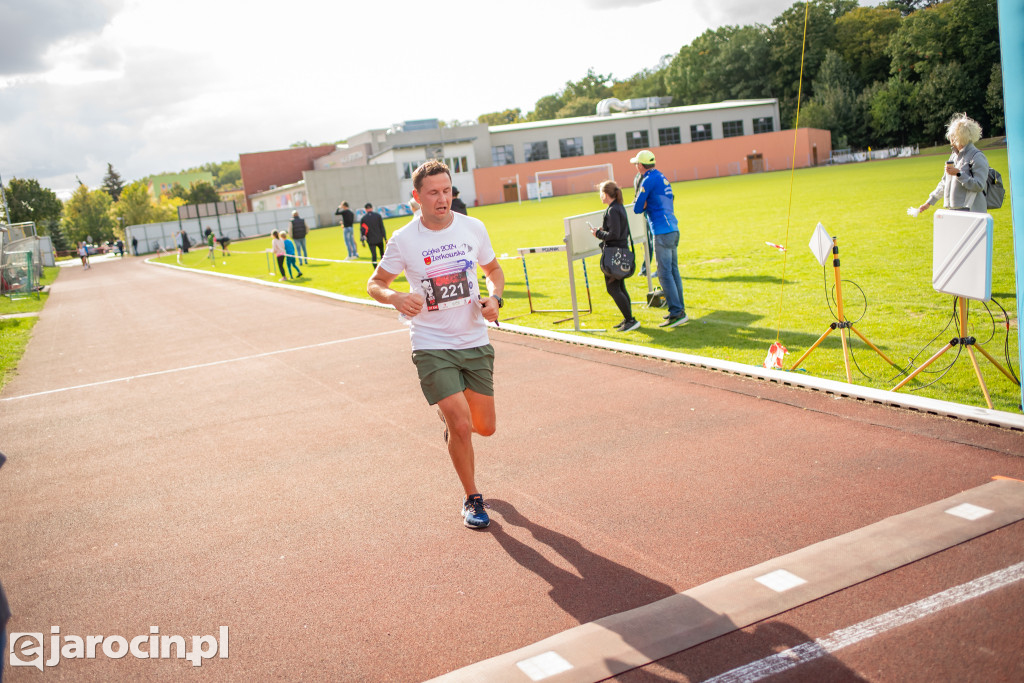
0, 171, 11, 224
998, 0, 1024, 411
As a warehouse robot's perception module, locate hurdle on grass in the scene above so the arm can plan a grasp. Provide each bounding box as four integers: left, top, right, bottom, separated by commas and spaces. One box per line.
515, 244, 594, 324
517, 204, 653, 332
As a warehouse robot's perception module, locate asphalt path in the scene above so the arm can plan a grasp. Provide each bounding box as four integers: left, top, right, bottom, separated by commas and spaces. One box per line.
1, 256, 1022, 681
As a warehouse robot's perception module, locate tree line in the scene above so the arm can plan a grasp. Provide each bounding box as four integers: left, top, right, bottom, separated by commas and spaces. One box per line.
478, 0, 1004, 150
1, 162, 238, 252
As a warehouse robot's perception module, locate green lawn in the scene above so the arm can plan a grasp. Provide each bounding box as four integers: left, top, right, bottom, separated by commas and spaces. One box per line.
157, 148, 1017, 413
0, 266, 59, 389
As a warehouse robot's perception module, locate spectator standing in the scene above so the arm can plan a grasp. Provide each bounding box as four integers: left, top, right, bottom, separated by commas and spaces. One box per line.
360, 203, 387, 268
451, 187, 468, 215
631, 149, 688, 328
335, 201, 358, 259
918, 113, 991, 215
290, 211, 309, 266
591, 180, 638, 332
205, 227, 215, 261
271, 230, 287, 281
131, 236, 138, 256
282, 230, 303, 279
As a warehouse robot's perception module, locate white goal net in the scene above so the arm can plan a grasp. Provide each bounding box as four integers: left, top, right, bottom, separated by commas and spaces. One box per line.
531, 164, 615, 201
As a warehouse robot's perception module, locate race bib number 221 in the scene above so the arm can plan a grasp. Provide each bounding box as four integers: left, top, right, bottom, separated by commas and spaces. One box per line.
423, 271, 472, 311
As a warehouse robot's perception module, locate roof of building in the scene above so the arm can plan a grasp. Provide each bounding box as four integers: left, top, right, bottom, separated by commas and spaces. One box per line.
488, 99, 778, 133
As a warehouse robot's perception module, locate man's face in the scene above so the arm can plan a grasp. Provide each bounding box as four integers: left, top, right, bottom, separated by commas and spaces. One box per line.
414, 172, 452, 220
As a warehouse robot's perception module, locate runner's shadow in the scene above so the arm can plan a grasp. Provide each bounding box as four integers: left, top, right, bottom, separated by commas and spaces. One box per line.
488, 498, 678, 623
488, 499, 866, 681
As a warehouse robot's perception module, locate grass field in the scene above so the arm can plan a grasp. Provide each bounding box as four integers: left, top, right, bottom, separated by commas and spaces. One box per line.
157, 149, 1020, 412
0, 266, 59, 389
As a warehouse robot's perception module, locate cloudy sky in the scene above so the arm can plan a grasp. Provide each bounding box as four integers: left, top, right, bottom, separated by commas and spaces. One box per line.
0, 0, 871, 197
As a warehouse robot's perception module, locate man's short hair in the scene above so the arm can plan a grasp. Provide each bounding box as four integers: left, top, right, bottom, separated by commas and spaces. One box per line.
412, 159, 452, 192
365, 203, 373, 209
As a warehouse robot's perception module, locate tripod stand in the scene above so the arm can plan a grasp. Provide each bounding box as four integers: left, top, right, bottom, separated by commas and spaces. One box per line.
790, 236, 901, 382
892, 296, 1019, 409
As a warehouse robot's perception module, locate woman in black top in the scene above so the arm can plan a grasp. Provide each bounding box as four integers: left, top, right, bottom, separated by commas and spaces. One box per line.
591, 180, 638, 332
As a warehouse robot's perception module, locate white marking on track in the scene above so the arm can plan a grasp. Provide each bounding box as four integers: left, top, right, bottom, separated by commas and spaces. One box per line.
945, 503, 994, 520
1, 329, 406, 402
516, 651, 574, 681
703, 561, 1024, 683
755, 569, 807, 593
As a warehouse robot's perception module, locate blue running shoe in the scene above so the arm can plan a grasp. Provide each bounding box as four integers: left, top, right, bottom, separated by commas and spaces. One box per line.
462, 494, 490, 529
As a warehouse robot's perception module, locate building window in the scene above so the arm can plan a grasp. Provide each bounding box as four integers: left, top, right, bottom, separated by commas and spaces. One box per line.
659, 127, 683, 145
626, 130, 649, 150
524, 141, 549, 162
402, 162, 417, 180
444, 156, 469, 173
492, 145, 514, 166
559, 137, 584, 158
593, 133, 617, 154
753, 117, 774, 134
688, 124, 711, 142
723, 120, 744, 138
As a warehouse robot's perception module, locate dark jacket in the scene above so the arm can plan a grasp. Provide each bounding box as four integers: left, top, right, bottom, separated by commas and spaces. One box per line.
335, 208, 355, 227
595, 201, 629, 248
291, 216, 307, 239
360, 211, 386, 244
451, 197, 468, 215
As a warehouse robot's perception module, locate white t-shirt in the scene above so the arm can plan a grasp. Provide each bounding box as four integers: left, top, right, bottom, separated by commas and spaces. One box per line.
378, 213, 496, 351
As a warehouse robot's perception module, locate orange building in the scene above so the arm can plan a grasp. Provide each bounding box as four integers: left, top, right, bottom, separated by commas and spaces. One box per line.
472, 127, 831, 205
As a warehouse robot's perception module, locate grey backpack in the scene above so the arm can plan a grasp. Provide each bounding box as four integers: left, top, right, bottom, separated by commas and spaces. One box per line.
968, 149, 1005, 210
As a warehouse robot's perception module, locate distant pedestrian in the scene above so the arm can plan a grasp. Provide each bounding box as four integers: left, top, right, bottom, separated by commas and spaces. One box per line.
450, 187, 468, 215
271, 230, 287, 281
283, 230, 303, 279
116, 239, 125, 257
78, 241, 90, 269
291, 211, 308, 265
360, 203, 387, 268
131, 236, 138, 256
335, 201, 358, 259
205, 227, 215, 261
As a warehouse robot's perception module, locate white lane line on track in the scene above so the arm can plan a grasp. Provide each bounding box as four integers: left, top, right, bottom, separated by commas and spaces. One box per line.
703, 560, 1024, 683
1, 328, 406, 402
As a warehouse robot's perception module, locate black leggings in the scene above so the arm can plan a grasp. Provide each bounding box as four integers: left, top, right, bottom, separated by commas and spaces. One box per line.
276, 255, 287, 277
605, 275, 632, 321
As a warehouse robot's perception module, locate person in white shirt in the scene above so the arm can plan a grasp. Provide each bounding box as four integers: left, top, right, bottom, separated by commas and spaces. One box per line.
367, 160, 505, 529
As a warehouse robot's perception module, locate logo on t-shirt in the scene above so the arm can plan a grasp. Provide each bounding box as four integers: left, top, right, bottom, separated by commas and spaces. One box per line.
424, 256, 432, 265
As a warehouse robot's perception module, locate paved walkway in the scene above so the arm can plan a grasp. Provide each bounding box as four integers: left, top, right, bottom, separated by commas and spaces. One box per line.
1, 256, 1022, 681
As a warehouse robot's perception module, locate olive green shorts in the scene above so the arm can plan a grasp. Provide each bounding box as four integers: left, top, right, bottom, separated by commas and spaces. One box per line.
411, 344, 495, 405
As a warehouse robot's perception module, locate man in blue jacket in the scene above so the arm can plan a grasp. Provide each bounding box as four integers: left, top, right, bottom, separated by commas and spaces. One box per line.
631, 150, 687, 327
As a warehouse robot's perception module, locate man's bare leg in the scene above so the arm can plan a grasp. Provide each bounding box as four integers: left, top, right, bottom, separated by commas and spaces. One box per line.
436, 389, 495, 497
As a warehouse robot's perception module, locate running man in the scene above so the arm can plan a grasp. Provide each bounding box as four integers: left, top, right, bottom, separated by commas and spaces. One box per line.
367, 160, 505, 529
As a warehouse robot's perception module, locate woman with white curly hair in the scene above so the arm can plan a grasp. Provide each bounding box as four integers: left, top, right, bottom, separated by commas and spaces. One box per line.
918, 113, 990, 214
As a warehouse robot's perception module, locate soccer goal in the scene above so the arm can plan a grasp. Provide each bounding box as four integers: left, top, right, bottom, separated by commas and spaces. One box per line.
531, 163, 614, 202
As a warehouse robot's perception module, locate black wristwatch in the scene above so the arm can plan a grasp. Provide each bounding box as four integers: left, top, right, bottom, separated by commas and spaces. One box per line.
493, 296, 504, 309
